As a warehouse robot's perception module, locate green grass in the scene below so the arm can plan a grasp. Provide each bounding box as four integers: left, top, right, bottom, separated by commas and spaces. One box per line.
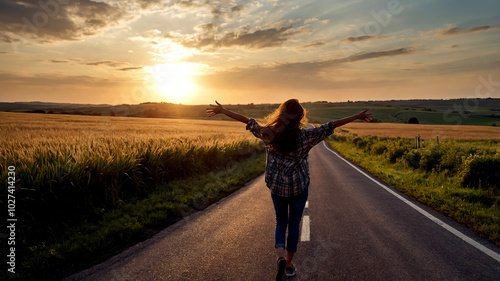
3, 152, 266, 281
305, 104, 499, 126
306, 106, 401, 123
393, 110, 498, 126
326, 132, 500, 246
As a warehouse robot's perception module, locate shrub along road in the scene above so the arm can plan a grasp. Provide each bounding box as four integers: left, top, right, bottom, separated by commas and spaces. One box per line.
65, 141, 500, 280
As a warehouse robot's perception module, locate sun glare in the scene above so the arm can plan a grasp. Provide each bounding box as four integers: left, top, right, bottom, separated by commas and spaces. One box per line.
147, 63, 198, 103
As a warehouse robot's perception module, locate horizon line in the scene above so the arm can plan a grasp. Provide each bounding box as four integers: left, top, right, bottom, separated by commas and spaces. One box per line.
1, 97, 498, 107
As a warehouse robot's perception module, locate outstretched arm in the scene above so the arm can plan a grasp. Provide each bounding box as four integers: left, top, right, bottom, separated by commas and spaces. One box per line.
333, 109, 373, 129
206, 101, 250, 124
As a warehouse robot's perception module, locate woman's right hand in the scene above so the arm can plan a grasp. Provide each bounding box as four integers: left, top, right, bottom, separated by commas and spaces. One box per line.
358, 109, 373, 122
206, 101, 225, 117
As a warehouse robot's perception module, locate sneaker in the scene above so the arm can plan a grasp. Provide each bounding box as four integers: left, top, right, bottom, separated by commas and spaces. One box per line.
285, 264, 296, 277
276, 257, 287, 281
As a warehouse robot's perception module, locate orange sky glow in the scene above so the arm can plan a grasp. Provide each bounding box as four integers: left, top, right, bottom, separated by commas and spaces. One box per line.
0, 0, 499, 105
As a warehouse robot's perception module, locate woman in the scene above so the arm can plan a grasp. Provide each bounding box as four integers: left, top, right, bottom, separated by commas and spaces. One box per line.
206, 99, 372, 280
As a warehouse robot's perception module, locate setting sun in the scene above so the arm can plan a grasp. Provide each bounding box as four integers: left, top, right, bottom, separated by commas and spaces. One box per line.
147, 63, 197, 103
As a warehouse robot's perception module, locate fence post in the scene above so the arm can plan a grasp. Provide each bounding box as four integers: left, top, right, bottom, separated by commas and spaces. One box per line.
436, 136, 439, 146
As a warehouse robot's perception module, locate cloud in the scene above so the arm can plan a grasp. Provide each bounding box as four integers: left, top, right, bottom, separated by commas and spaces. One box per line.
197, 46, 416, 90
49, 59, 68, 63
0, 71, 127, 86
431, 25, 500, 37
299, 41, 328, 49
135, 0, 164, 9
230, 4, 245, 13
172, 0, 245, 20
0, 0, 129, 43
304, 18, 319, 24
118, 66, 143, 71
84, 60, 128, 67
298, 35, 386, 50
46, 58, 142, 71
347, 47, 413, 62
0, 0, 249, 44
174, 24, 307, 49
340, 35, 385, 42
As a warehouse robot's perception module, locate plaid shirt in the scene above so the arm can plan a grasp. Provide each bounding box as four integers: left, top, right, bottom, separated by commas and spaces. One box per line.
246, 118, 334, 197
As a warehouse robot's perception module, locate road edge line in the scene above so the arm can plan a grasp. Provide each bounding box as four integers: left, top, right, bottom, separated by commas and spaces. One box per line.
322, 141, 500, 264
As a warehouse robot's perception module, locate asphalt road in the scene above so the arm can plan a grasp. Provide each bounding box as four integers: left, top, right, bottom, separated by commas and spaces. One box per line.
65, 141, 500, 281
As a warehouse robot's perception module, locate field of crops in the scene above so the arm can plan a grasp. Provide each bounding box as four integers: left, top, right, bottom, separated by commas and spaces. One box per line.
1, 111, 262, 217
0, 112, 266, 280
340, 123, 500, 139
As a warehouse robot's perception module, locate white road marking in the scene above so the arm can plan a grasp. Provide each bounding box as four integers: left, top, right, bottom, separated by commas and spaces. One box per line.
301, 216, 310, 242
322, 141, 500, 264
300, 201, 310, 242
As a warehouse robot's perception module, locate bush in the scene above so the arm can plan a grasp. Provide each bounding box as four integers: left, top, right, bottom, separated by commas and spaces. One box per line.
459, 153, 500, 191
420, 147, 443, 171
352, 137, 368, 149
408, 117, 419, 124
370, 142, 388, 155
438, 144, 465, 173
404, 149, 421, 169
386, 139, 413, 163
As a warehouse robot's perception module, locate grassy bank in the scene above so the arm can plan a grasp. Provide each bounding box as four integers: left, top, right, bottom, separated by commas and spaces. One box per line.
326, 130, 500, 246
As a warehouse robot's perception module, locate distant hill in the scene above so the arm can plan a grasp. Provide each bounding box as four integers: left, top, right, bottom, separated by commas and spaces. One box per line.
1, 98, 499, 126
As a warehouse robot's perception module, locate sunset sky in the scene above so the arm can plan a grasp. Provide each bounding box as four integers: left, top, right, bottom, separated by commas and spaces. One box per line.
0, 0, 499, 105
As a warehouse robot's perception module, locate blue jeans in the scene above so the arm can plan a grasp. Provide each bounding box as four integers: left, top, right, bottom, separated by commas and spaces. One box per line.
271, 188, 308, 253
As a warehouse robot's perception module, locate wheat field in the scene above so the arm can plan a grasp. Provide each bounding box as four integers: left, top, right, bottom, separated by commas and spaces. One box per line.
340, 123, 500, 140
0, 112, 263, 229
0, 112, 256, 169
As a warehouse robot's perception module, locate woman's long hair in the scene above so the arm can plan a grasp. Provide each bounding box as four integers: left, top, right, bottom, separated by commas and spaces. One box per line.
259, 99, 308, 154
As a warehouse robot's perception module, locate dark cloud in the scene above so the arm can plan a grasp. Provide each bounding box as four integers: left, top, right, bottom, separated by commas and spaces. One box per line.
0, 0, 128, 43
0, 71, 125, 86
177, 25, 306, 49
231, 4, 244, 13
299, 41, 328, 49
276, 47, 414, 74
50, 59, 68, 63
298, 35, 385, 50
84, 60, 127, 67
340, 35, 385, 42
135, 0, 164, 9
46, 58, 142, 71
174, 0, 245, 20
118, 66, 143, 71
197, 46, 415, 90
0, 0, 250, 45
433, 25, 499, 37
194, 23, 216, 32
347, 47, 412, 62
